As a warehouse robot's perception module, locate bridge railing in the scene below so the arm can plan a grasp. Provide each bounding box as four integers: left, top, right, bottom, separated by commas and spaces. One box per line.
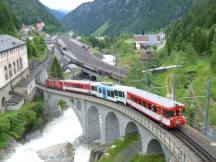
38, 85, 193, 162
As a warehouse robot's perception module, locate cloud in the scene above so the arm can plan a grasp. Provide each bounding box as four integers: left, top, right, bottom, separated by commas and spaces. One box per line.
39, 0, 93, 12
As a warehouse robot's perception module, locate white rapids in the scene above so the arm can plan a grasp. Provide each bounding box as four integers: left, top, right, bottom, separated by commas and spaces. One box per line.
5, 108, 91, 162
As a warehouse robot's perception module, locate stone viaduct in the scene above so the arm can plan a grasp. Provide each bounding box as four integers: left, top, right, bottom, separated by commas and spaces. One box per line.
38, 85, 200, 162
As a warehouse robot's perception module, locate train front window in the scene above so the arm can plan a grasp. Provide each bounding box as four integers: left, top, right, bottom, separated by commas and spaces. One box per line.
166, 111, 174, 117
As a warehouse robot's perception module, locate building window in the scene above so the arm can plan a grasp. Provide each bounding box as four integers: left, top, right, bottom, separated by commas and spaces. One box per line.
17, 59, 19, 71
9, 64, 13, 77
4, 66, 8, 80
13, 61, 16, 74
20, 58, 23, 69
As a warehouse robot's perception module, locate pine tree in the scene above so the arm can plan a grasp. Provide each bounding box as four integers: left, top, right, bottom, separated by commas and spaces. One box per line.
50, 57, 63, 79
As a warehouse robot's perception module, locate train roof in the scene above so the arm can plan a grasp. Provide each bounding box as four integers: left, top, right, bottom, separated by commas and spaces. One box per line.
114, 84, 134, 91
63, 80, 93, 84
128, 88, 184, 109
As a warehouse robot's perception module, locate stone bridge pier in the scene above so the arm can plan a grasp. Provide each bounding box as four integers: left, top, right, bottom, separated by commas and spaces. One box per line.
44, 91, 176, 162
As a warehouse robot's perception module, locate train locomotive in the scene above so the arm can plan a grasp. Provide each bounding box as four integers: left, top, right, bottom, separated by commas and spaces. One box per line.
44, 79, 186, 128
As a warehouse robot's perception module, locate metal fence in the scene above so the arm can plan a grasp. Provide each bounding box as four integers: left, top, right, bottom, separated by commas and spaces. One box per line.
187, 118, 216, 142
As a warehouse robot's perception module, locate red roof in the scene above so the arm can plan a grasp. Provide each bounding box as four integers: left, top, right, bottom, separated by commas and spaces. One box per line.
134, 35, 149, 42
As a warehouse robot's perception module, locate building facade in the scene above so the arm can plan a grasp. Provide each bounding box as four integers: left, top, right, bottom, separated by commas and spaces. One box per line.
134, 32, 166, 49
0, 35, 33, 113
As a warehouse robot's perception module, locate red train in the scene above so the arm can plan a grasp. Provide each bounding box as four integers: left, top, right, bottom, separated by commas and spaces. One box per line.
44, 79, 186, 128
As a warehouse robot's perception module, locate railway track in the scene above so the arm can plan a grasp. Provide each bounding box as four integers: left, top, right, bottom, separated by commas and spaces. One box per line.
171, 129, 216, 162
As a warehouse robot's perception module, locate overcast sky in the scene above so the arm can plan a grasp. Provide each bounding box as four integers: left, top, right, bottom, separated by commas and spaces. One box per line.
39, 0, 93, 12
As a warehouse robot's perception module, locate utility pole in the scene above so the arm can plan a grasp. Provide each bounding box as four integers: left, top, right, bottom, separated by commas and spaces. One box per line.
144, 71, 147, 90
173, 74, 176, 101
204, 80, 211, 134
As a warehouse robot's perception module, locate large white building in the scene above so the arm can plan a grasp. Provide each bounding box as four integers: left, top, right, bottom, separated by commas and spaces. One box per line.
0, 35, 35, 113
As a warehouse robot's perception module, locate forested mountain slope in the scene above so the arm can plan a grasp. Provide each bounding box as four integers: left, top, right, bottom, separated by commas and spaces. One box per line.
0, 1, 19, 35
3, 0, 63, 33
62, 0, 199, 35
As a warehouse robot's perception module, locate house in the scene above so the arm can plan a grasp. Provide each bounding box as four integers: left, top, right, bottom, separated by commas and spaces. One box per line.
134, 32, 166, 49
36, 22, 45, 31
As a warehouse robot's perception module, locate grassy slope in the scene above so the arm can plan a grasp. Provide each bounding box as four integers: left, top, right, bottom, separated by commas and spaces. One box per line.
0, 99, 44, 149
98, 134, 139, 162
130, 154, 165, 162
152, 49, 216, 128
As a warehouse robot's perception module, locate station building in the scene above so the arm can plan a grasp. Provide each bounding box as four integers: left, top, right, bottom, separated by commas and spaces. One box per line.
0, 35, 35, 113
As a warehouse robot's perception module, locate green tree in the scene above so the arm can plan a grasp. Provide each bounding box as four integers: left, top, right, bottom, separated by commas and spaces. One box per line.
122, 57, 145, 89
210, 43, 216, 71
50, 57, 63, 79
26, 39, 38, 58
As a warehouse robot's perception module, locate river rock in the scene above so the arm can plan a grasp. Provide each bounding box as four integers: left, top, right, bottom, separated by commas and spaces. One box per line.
0, 137, 18, 161
23, 130, 42, 143
89, 144, 111, 162
37, 142, 75, 162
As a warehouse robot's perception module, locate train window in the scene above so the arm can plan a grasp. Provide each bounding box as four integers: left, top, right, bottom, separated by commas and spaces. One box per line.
131, 96, 134, 101
122, 92, 125, 98
153, 105, 157, 113
111, 91, 114, 98
99, 88, 102, 93
148, 104, 152, 110
142, 101, 146, 107
95, 87, 97, 91
91, 86, 95, 90
134, 97, 137, 103
107, 90, 111, 97
138, 99, 141, 105
114, 90, 118, 96
118, 91, 123, 97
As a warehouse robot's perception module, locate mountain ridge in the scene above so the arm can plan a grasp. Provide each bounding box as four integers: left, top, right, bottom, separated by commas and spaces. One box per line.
62, 0, 200, 35
47, 7, 67, 20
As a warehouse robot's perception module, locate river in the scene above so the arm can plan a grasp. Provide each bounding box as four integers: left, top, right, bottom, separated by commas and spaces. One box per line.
5, 108, 92, 162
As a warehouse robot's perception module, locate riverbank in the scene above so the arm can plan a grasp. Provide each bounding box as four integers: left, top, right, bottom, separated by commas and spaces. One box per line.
3, 107, 92, 162
0, 97, 46, 161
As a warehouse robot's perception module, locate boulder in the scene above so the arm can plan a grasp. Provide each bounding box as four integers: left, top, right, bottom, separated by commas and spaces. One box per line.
37, 142, 74, 162
89, 144, 111, 162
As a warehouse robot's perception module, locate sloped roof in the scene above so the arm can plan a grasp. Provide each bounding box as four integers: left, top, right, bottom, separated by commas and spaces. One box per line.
0, 35, 25, 53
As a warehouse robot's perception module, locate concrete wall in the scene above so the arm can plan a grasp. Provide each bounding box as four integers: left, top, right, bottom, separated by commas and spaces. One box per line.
0, 68, 30, 113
